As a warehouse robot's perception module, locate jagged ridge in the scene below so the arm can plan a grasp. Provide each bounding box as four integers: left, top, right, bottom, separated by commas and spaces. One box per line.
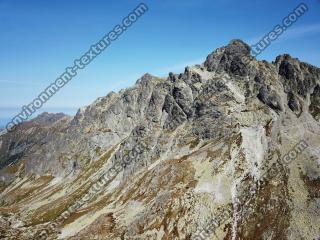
0, 40, 320, 240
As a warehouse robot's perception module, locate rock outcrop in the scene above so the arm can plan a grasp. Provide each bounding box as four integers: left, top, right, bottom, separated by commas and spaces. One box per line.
0, 40, 319, 240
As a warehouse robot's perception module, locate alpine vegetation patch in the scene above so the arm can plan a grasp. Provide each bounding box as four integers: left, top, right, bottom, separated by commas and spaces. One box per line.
193, 207, 232, 240
263, 140, 309, 182
6, 3, 148, 133
36, 142, 147, 240
194, 140, 309, 240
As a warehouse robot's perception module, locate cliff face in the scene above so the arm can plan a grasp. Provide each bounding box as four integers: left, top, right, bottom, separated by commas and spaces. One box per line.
0, 40, 319, 240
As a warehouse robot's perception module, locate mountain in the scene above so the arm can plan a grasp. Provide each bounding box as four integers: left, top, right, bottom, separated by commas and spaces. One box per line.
0, 40, 319, 240
0, 112, 69, 170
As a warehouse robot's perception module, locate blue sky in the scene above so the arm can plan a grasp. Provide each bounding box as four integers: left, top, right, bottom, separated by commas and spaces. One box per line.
0, 0, 320, 126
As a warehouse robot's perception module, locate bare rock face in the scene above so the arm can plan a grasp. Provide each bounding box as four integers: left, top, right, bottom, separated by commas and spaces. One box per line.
257, 86, 283, 112
204, 39, 252, 76
0, 40, 320, 240
309, 85, 320, 121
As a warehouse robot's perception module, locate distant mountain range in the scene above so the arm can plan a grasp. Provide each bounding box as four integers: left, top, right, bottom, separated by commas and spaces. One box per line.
0, 108, 78, 130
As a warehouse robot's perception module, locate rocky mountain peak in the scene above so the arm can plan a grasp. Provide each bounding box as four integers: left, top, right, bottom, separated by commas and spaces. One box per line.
223, 39, 251, 56
33, 112, 68, 125
204, 39, 252, 76
135, 73, 155, 85
0, 40, 320, 240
